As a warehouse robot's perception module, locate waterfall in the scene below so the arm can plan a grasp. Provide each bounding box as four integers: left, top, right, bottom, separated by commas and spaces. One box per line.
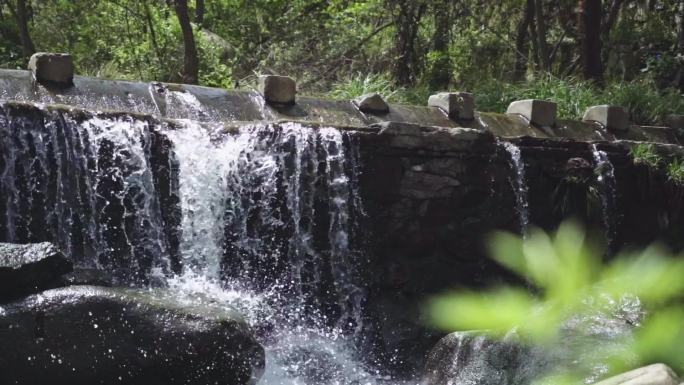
0, 105, 172, 282
501, 141, 530, 235
591, 144, 618, 253
165, 121, 387, 385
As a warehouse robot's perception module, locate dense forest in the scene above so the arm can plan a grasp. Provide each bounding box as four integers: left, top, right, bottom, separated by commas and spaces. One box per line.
0, 0, 682, 124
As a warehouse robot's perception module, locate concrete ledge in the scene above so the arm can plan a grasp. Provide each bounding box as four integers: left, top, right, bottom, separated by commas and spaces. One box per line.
506, 99, 556, 127
0, 69, 679, 145
28, 52, 74, 86
428, 92, 474, 120
583, 105, 629, 132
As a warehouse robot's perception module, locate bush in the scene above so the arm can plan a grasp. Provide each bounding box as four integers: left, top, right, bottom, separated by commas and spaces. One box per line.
667, 158, 684, 184
630, 143, 662, 168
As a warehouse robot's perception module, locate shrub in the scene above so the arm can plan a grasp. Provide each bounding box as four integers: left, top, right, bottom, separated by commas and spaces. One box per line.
630, 143, 662, 168
667, 158, 684, 184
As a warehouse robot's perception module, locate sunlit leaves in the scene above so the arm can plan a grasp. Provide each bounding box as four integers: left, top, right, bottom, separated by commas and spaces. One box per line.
429, 288, 539, 335
430, 220, 684, 378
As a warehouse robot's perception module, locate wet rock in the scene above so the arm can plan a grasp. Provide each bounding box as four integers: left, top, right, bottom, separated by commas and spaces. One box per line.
59, 268, 114, 287
594, 363, 680, 385
374, 122, 494, 153
423, 331, 545, 385
0, 242, 72, 303
0, 285, 264, 385
565, 157, 594, 182
354, 93, 389, 114
28, 52, 74, 85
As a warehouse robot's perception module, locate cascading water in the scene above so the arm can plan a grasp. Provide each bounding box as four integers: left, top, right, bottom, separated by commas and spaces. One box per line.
0, 105, 173, 281
0, 100, 410, 384
0, 98, 643, 385
501, 141, 530, 235
164, 120, 403, 384
591, 144, 618, 254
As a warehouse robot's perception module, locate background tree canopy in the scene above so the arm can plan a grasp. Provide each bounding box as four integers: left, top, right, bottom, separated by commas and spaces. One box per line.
0, 0, 682, 124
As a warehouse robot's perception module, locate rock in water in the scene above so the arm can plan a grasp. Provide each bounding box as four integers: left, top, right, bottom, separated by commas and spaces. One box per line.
423, 331, 547, 385
594, 364, 681, 385
0, 242, 72, 303
0, 285, 265, 385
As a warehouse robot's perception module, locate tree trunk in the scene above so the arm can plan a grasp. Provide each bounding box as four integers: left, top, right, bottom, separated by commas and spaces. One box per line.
601, 0, 625, 64
195, 0, 205, 27
390, 0, 426, 86
8, 0, 35, 57
173, 0, 199, 84
427, 0, 452, 89
678, 1, 684, 57
580, 0, 603, 82
534, 0, 551, 72
676, 0, 684, 90
529, 7, 541, 71
513, 0, 535, 80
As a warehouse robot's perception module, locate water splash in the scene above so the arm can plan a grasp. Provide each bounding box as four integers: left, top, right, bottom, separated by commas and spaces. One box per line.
501, 141, 530, 235
164, 121, 247, 278
165, 122, 389, 385
591, 144, 618, 254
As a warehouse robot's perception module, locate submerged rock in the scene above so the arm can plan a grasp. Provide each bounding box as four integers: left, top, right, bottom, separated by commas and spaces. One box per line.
0, 242, 72, 303
0, 285, 264, 385
423, 331, 546, 385
594, 363, 680, 385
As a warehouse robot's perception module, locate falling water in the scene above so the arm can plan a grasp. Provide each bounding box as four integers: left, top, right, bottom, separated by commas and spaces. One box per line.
0, 106, 171, 281
164, 121, 399, 385
501, 141, 530, 235
591, 144, 618, 253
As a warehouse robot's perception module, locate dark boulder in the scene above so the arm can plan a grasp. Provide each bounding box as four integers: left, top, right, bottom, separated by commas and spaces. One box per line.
0, 285, 264, 385
0, 242, 72, 302
423, 331, 547, 385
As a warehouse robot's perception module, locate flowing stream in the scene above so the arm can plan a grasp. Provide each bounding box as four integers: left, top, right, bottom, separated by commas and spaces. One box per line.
501, 141, 530, 235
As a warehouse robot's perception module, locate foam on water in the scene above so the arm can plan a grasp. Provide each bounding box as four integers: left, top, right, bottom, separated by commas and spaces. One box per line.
165, 121, 405, 385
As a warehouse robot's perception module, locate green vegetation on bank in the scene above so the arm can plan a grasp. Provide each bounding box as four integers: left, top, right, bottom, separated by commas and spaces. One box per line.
0, 1, 682, 125
630, 143, 662, 167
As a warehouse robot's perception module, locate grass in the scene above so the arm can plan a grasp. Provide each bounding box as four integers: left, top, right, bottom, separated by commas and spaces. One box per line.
630, 143, 662, 168
324, 73, 684, 126
472, 75, 684, 126
667, 158, 684, 184
326, 72, 431, 105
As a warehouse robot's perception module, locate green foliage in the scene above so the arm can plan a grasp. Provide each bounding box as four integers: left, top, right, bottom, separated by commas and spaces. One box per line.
630, 143, 662, 168
328, 73, 400, 101
326, 73, 430, 105
0, 0, 680, 125
471, 76, 684, 125
666, 158, 684, 184
604, 80, 684, 125
428, 221, 684, 381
